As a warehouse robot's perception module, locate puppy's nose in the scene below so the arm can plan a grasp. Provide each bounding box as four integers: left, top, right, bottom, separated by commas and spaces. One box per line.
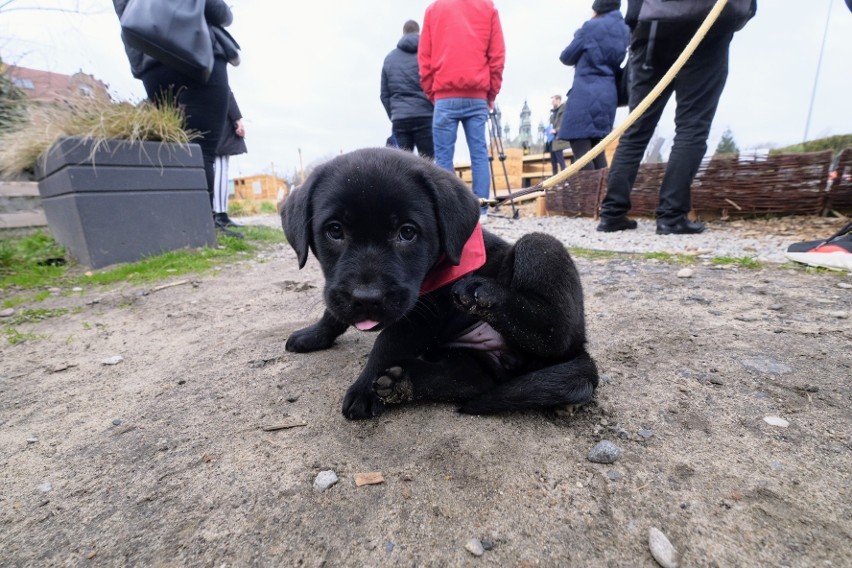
351, 287, 383, 309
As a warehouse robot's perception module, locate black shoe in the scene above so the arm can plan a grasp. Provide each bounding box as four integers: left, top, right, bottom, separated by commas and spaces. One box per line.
656, 218, 705, 235
214, 216, 244, 239
214, 212, 242, 228
596, 216, 638, 232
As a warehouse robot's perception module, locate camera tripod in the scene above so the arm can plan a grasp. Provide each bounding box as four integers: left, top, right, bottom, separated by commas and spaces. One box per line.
486, 108, 519, 220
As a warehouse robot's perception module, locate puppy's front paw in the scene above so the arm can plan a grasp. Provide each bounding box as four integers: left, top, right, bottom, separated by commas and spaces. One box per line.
452, 276, 501, 314
286, 324, 336, 353
342, 383, 385, 419
373, 366, 414, 405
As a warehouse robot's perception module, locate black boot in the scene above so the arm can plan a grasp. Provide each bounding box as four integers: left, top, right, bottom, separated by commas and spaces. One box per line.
214, 213, 244, 239
216, 212, 242, 227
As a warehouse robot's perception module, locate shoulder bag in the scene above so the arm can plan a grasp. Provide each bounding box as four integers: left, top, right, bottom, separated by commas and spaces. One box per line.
120, 0, 214, 83
211, 25, 241, 67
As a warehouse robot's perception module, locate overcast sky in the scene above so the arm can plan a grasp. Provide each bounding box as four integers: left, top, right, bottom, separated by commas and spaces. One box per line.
2, 0, 851, 181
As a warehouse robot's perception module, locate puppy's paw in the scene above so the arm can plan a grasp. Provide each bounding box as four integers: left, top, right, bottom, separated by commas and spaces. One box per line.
451, 276, 502, 314
342, 383, 386, 419
286, 325, 336, 353
373, 366, 414, 405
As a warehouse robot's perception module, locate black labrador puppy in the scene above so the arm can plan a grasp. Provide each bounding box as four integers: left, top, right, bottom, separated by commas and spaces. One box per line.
282, 147, 598, 419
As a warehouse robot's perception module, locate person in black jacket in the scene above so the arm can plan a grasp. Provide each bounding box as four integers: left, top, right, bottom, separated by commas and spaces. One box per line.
380, 20, 434, 158
112, 0, 233, 218
597, 0, 756, 235
212, 90, 247, 238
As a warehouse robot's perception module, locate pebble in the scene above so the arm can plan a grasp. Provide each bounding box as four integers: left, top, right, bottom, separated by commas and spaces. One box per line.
648, 527, 679, 568
313, 470, 339, 491
607, 470, 623, 482
769, 461, 784, 470
676, 268, 694, 279
588, 440, 621, 464
763, 416, 789, 428
740, 356, 792, 375
72, 287, 83, 292
768, 304, 783, 311
638, 429, 654, 439
0, 308, 14, 317
27, 436, 39, 444
102, 355, 124, 366
828, 311, 848, 319
837, 282, 852, 289
38, 482, 52, 493
464, 538, 485, 557
112, 419, 122, 426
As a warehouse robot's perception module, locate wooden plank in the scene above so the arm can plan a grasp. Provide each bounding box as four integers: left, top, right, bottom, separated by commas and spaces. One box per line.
0, 182, 39, 197
0, 211, 47, 229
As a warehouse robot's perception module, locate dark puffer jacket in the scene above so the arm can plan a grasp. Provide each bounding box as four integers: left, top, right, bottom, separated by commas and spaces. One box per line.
557, 9, 629, 140
217, 91, 247, 156
380, 33, 433, 121
112, 0, 233, 79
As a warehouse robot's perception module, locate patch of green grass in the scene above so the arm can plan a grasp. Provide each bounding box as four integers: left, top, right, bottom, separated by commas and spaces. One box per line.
259, 201, 278, 215
567, 247, 623, 261
642, 251, 698, 264
3, 327, 40, 345
4, 307, 69, 326
710, 256, 763, 269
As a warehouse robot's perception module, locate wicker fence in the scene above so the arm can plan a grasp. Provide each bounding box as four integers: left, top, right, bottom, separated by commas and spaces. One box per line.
546, 149, 851, 218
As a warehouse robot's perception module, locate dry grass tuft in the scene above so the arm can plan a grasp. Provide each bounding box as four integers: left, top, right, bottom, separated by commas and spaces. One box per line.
0, 95, 198, 179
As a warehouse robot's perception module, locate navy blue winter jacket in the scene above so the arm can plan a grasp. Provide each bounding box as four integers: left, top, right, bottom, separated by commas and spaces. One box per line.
380, 34, 434, 121
557, 10, 629, 140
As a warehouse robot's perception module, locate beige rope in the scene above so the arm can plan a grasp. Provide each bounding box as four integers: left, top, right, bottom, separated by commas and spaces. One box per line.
483, 0, 730, 205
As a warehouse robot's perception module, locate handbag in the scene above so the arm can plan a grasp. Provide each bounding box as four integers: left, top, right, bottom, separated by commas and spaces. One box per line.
120, 0, 214, 83
211, 25, 241, 67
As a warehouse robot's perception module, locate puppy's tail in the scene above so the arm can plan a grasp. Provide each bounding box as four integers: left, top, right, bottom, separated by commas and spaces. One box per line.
458, 351, 599, 415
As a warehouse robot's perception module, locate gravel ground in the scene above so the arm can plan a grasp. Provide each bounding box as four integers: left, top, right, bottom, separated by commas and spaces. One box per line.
242, 210, 850, 267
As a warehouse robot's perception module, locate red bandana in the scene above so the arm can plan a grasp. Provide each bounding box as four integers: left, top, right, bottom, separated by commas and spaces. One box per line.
420, 223, 486, 295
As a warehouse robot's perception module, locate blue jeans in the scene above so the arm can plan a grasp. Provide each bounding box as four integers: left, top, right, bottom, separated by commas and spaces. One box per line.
432, 98, 490, 213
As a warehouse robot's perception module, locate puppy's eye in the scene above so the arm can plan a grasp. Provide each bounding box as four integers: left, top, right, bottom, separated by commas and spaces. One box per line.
398, 225, 417, 242
326, 222, 344, 241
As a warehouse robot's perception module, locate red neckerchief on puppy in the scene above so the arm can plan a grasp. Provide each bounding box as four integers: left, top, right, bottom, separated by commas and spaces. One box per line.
420, 223, 486, 295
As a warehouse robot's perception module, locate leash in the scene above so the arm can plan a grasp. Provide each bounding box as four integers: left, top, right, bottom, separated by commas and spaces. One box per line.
481, 0, 730, 208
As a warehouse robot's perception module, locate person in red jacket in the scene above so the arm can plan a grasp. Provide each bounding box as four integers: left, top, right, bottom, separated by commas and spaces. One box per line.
419, 0, 505, 222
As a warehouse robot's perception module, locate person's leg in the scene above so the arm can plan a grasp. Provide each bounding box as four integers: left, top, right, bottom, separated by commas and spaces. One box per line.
555, 149, 566, 172
599, 39, 673, 223
432, 99, 460, 173
411, 116, 434, 159
591, 138, 608, 170
392, 119, 416, 153
213, 154, 227, 214
569, 139, 598, 171
175, 60, 230, 210
656, 32, 732, 225
550, 151, 559, 175
460, 98, 491, 214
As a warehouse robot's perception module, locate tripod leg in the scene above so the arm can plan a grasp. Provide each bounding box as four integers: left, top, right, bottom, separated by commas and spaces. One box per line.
488, 110, 519, 219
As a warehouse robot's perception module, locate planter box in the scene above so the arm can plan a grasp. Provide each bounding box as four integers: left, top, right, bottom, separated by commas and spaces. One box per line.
37, 137, 216, 268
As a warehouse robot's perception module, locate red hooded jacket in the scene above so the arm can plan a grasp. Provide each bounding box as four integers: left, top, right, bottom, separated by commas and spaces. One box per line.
418, 0, 505, 105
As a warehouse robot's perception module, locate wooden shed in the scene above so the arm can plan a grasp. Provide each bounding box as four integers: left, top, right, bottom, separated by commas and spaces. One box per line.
231, 174, 288, 202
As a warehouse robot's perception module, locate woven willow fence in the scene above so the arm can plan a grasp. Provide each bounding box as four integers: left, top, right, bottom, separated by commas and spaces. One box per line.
545, 149, 852, 218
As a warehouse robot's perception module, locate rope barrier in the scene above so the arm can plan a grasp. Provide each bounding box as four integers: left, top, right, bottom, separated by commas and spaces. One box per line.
482, 0, 730, 207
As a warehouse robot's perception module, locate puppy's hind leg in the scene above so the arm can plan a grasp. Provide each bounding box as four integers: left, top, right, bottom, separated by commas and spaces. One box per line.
458, 351, 598, 415
373, 351, 496, 406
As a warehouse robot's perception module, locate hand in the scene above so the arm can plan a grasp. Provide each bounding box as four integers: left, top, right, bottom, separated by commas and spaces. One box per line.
487, 100, 495, 112
234, 119, 245, 138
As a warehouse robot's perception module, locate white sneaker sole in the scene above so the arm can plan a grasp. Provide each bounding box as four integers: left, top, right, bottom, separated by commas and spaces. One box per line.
785, 251, 852, 272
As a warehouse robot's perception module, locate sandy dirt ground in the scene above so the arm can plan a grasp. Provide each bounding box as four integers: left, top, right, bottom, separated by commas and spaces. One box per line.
1, 217, 850, 567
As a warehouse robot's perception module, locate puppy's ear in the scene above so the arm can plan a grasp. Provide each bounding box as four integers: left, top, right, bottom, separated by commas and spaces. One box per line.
418, 162, 481, 265
281, 175, 316, 269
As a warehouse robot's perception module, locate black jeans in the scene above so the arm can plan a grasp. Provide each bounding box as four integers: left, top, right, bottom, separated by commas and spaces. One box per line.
569, 138, 607, 171
142, 59, 230, 210
392, 116, 434, 159
550, 149, 566, 175
601, 30, 733, 223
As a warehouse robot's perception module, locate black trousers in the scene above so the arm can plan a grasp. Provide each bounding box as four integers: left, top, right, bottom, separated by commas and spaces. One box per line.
601, 30, 733, 223
569, 138, 607, 170
392, 116, 434, 159
142, 59, 230, 210
550, 148, 566, 175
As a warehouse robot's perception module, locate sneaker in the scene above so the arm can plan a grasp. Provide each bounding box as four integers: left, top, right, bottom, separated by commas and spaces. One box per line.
785, 221, 852, 272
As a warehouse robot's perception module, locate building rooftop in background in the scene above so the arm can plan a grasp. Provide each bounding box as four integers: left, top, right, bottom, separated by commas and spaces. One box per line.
1, 64, 111, 103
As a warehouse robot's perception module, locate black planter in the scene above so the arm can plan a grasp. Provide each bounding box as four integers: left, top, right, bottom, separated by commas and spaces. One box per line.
36, 137, 216, 268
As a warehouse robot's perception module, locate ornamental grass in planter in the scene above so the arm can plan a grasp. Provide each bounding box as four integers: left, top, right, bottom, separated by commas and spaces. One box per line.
0, 96, 217, 268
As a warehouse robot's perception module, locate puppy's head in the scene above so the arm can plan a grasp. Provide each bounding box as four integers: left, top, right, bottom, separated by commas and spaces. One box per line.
282, 147, 480, 331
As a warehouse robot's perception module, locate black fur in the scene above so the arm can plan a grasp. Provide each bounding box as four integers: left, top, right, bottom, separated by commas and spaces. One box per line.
282, 147, 598, 419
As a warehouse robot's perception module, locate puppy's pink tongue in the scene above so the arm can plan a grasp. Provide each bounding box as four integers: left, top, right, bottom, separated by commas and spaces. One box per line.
354, 320, 380, 331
